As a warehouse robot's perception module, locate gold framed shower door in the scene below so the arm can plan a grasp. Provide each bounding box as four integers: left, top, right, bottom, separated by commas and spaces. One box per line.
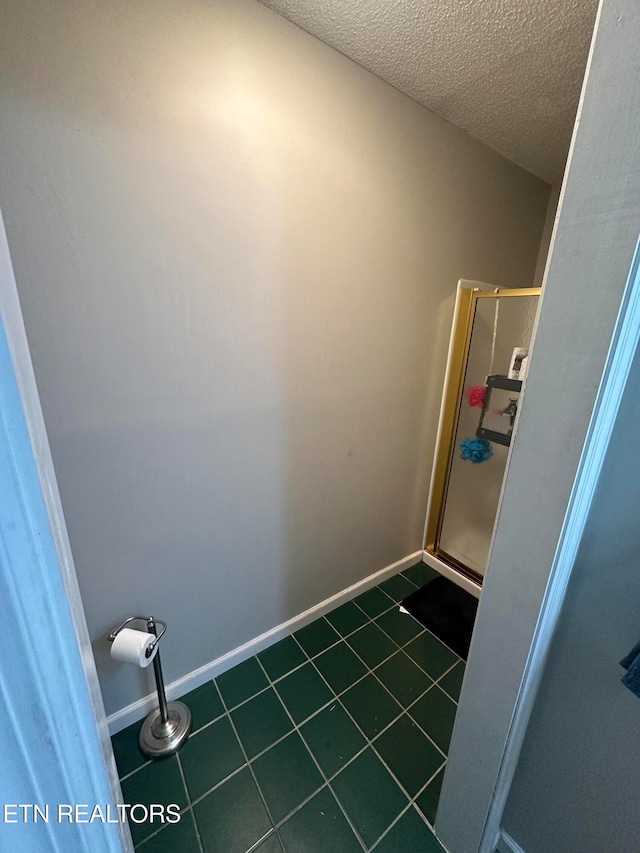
424, 286, 541, 584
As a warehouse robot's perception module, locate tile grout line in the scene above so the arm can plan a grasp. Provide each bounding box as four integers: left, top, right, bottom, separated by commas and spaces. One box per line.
431, 660, 464, 691
244, 828, 279, 853
347, 584, 464, 683
370, 619, 455, 681
220, 614, 457, 732
342, 650, 444, 758
368, 758, 448, 850
392, 566, 472, 661
296, 606, 460, 841
176, 752, 206, 853
333, 629, 449, 761
368, 802, 416, 851
381, 663, 462, 759
116, 567, 444, 749
410, 760, 448, 806
189, 762, 247, 808
138, 712, 382, 853
254, 653, 370, 853
134, 811, 181, 848
117, 654, 458, 801
212, 677, 287, 853
116, 593, 399, 778
257, 655, 372, 849
116, 569, 462, 780
433, 661, 465, 705
315, 696, 437, 847
132, 695, 450, 834
188, 709, 226, 738
133, 801, 198, 850
359, 615, 465, 708
119, 759, 152, 783
297, 600, 398, 660
178, 689, 447, 846
301, 635, 440, 779
186, 691, 371, 811
119, 567, 451, 849
293, 634, 443, 847
122, 757, 198, 850
184, 642, 457, 750
362, 572, 468, 663
353, 628, 461, 699
135, 719, 435, 853
297, 598, 462, 716
117, 615, 461, 790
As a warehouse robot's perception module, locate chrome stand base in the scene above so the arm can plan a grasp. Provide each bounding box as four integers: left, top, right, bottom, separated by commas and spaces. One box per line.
139, 701, 191, 759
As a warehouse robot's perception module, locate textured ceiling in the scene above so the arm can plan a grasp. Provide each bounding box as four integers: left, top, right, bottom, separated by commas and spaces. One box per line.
257, 0, 598, 183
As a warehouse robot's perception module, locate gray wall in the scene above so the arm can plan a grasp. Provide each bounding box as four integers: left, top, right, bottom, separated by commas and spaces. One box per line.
532, 184, 560, 288
436, 1, 640, 850
0, 0, 548, 717
503, 335, 640, 852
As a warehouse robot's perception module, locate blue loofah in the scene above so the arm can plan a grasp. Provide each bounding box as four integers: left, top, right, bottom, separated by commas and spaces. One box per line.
460, 437, 493, 464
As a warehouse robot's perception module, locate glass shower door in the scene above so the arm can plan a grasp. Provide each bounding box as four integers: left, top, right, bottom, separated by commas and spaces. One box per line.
426, 287, 540, 581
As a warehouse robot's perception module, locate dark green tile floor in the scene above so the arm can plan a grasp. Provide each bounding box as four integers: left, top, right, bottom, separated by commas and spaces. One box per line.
112, 562, 465, 852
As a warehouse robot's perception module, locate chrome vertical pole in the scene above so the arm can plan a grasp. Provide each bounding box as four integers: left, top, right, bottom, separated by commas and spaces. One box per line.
147, 616, 169, 725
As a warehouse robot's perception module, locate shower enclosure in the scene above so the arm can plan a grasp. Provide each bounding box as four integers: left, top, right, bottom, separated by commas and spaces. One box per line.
425, 283, 541, 583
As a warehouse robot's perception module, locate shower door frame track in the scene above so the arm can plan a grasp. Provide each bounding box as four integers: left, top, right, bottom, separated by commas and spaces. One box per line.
424, 285, 542, 585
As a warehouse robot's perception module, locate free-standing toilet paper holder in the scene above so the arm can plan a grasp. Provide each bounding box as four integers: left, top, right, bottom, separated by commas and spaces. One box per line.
108, 616, 191, 759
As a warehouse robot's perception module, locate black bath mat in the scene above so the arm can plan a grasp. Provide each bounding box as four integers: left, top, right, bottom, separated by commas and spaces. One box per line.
401, 575, 478, 660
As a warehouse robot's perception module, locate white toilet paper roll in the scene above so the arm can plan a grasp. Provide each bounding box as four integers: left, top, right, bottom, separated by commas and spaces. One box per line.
110, 628, 158, 668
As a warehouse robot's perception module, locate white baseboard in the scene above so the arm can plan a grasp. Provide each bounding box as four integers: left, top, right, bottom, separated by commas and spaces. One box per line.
497, 830, 527, 853
107, 550, 422, 734
422, 550, 482, 600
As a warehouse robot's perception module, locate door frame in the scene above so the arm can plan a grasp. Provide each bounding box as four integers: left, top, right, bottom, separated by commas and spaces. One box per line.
481, 234, 640, 852
0, 210, 132, 852
435, 1, 640, 849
